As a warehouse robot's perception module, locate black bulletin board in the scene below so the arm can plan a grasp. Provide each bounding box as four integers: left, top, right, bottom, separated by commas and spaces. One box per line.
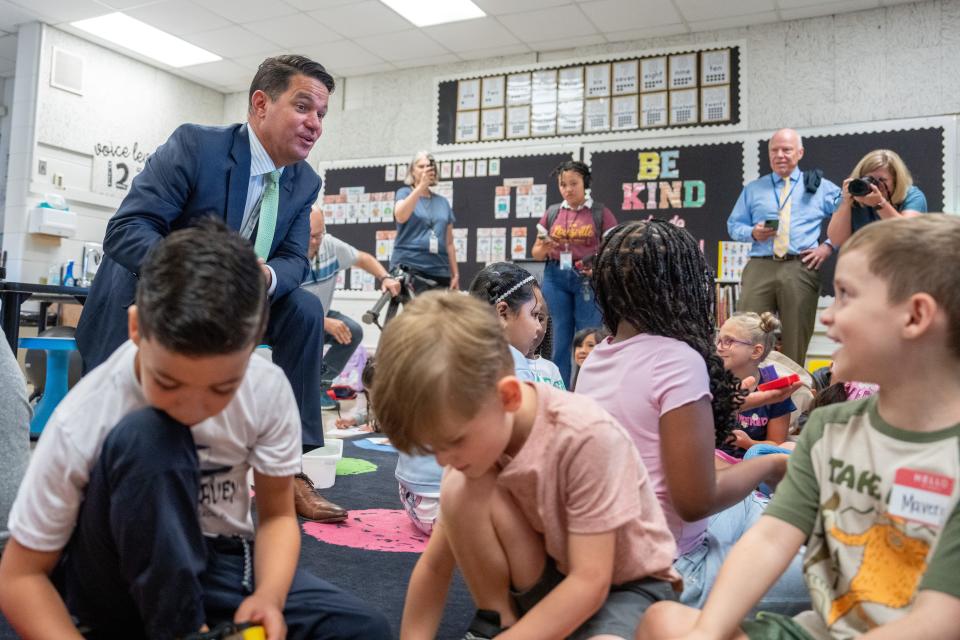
588, 141, 746, 272
322, 152, 574, 288
757, 127, 945, 294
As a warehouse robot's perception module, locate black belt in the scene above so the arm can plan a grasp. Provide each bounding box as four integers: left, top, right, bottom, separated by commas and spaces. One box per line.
754, 254, 801, 262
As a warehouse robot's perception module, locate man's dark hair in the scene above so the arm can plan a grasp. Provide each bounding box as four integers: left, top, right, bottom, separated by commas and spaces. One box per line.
592, 220, 745, 446
135, 218, 268, 356
248, 55, 335, 111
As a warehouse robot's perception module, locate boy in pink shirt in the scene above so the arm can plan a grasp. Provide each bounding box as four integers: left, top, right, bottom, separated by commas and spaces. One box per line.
373, 292, 679, 640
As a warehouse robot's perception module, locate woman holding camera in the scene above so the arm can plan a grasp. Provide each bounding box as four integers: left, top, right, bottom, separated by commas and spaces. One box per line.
827, 149, 927, 248
391, 151, 459, 291
531, 160, 617, 387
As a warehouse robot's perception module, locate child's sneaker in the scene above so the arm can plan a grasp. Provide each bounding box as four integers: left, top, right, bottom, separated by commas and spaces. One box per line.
320, 388, 340, 411
462, 609, 503, 639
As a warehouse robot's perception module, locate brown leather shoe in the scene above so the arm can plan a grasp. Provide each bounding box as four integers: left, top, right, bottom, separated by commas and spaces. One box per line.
294, 473, 348, 523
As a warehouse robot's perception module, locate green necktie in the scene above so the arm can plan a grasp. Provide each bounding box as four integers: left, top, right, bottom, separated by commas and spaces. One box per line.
254, 170, 281, 259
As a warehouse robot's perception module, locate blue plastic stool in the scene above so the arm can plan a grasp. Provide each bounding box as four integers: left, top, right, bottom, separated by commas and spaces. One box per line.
19, 336, 77, 436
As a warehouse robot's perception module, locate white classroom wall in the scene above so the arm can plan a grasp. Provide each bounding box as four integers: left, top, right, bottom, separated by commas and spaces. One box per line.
221, 0, 960, 173
2, 1, 959, 293
1, 24, 224, 284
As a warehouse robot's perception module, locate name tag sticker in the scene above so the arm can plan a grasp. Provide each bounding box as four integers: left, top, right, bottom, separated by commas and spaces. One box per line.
888, 468, 955, 528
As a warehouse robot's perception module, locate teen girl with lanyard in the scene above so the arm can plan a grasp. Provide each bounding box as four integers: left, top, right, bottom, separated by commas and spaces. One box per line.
531, 160, 616, 387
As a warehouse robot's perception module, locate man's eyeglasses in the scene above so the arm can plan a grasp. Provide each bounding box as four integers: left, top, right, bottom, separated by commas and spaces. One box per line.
715, 335, 754, 349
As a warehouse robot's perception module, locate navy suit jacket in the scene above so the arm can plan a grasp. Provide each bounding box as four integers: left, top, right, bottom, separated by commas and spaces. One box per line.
77, 123, 321, 369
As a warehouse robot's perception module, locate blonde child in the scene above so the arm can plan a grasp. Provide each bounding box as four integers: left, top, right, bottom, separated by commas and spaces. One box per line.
639, 214, 960, 640
374, 292, 679, 640
716, 312, 795, 458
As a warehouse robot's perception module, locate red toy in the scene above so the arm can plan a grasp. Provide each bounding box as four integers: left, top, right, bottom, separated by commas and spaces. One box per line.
757, 373, 800, 392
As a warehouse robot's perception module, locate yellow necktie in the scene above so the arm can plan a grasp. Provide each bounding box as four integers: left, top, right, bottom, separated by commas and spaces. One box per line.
773, 176, 791, 258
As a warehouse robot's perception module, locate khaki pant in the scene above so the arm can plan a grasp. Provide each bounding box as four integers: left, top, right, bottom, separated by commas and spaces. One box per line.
738, 257, 821, 366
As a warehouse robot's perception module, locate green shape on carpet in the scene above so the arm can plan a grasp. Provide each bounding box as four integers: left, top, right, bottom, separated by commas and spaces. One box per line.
336, 457, 378, 475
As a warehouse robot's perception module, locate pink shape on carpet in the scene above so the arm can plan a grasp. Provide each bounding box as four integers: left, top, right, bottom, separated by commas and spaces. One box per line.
302, 508, 428, 553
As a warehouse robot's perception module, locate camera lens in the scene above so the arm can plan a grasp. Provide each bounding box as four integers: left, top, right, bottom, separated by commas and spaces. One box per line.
848, 178, 871, 197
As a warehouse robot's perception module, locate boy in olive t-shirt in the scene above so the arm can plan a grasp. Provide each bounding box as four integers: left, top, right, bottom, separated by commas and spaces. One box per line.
638, 215, 960, 640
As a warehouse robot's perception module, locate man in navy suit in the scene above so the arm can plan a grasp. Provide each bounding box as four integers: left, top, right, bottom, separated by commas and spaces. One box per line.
76, 55, 345, 522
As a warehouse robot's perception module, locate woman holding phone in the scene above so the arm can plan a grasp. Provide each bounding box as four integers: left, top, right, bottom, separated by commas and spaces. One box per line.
391, 151, 459, 291
531, 160, 616, 387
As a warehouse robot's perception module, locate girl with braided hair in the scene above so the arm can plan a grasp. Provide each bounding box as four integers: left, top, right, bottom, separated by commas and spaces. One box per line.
577, 220, 808, 613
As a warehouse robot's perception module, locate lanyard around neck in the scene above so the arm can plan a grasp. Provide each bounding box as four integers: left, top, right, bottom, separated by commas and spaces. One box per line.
771, 173, 800, 212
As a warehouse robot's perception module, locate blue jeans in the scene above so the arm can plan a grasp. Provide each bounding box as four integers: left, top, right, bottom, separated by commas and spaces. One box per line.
57, 407, 390, 639
320, 310, 363, 387
675, 493, 809, 615
542, 261, 602, 387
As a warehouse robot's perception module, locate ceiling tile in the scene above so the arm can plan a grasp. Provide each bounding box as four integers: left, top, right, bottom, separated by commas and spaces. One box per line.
233, 50, 288, 71
354, 29, 449, 61
779, 0, 879, 21
498, 4, 598, 41
126, 0, 231, 36
242, 13, 342, 48
95, 0, 162, 8
776, 0, 876, 7
392, 53, 461, 69
180, 58, 250, 84
527, 33, 607, 52
688, 11, 780, 32
423, 16, 520, 51
183, 25, 278, 58
673, 0, 776, 22
308, 1, 411, 38
577, 0, 681, 32
603, 23, 690, 43
455, 43, 531, 60
329, 61, 395, 77
291, 39, 386, 70
9, 0, 110, 24
192, 0, 299, 24
0, 33, 15, 60
473, 0, 572, 16
284, 0, 354, 8
0, 1, 38, 31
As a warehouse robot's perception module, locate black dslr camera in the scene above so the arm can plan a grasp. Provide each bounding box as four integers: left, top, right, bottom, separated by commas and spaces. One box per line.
848, 175, 882, 197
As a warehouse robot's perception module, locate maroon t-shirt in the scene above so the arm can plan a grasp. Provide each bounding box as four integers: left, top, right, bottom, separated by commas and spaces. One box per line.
538, 201, 617, 262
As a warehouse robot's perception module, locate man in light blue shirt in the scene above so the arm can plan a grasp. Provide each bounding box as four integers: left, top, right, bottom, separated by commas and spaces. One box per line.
727, 128, 839, 365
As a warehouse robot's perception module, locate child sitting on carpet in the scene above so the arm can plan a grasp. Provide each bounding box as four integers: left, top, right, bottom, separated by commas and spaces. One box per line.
374, 292, 679, 640
526, 291, 566, 389
0, 221, 389, 640
716, 312, 795, 459
576, 220, 807, 613
637, 215, 960, 640
393, 263, 545, 535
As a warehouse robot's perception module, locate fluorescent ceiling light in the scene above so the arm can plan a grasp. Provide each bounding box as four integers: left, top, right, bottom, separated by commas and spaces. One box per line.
380, 0, 485, 27
71, 13, 221, 68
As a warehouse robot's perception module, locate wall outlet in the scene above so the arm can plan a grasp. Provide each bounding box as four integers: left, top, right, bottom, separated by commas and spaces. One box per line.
38, 159, 47, 175
52, 173, 64, 188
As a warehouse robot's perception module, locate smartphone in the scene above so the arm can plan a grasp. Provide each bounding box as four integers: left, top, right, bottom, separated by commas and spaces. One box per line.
536, 223, 549, 239
763, 219, 779, 231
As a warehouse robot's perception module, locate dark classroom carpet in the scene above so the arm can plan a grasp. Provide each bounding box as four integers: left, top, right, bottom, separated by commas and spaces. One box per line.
0, 436, 473, 639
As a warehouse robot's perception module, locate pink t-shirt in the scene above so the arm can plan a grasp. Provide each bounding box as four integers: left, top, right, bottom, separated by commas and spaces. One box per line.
498, 383, 678, 586
576, 334, 713, 556
538, 202, 617, 262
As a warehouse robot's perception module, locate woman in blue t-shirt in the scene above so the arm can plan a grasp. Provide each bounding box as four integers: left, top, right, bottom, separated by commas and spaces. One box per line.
828, 148, 928, 249
391, 151, 459, 291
